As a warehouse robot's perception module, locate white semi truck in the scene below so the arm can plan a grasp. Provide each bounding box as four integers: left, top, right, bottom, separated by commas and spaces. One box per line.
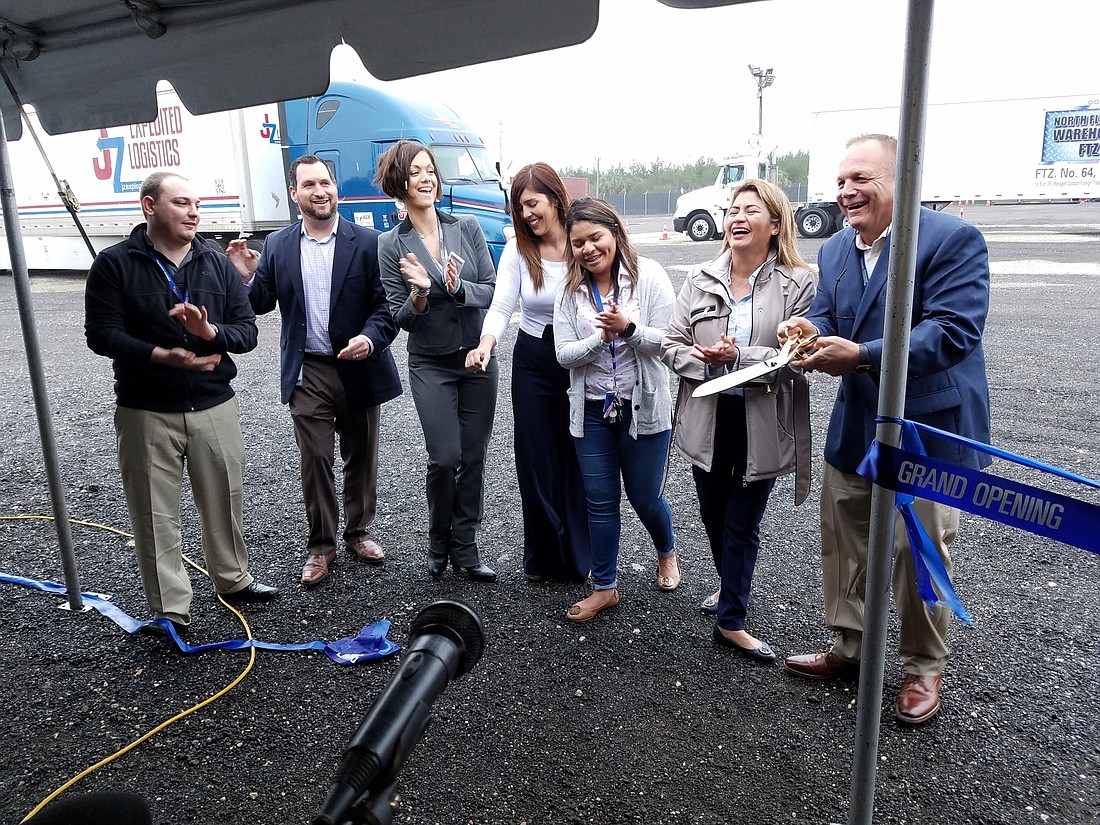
794, 94, 1100, 238
672, 152, 771, 241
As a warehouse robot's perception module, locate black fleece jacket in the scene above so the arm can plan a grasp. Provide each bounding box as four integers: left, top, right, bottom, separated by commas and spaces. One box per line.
85, 225, 258, 412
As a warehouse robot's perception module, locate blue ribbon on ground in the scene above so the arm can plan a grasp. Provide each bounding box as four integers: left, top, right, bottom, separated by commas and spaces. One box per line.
858, 417, 1100, 624
0, 573, 400, 665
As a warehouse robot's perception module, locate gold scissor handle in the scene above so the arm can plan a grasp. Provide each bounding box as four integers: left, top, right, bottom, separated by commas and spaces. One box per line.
778, 331, 819, 361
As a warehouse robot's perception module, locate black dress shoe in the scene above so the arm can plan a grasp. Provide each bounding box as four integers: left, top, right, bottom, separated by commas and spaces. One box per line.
223, 581, 280, 603
427, 553, 448, 578
455, 562, 497, 582
140, 618, 189, 638
712, 625, 776, 664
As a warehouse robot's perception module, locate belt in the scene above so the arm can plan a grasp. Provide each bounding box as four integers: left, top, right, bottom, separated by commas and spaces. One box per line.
303, 352, 338, 363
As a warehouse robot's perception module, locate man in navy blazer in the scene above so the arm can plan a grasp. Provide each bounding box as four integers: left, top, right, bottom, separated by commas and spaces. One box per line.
228, 155, 401, 586
779, 134, 991, 724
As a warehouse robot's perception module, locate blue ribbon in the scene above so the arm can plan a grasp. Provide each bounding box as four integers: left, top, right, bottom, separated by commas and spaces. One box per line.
0, 573, 400, 665
858, 417, 1100, 625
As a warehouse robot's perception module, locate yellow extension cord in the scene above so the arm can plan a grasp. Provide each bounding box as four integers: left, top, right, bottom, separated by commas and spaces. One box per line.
1, 515, 257, 822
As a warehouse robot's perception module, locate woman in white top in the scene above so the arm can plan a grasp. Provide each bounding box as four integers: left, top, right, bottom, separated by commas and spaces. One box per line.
553, 198, 677, 622
467, 163, 591, 582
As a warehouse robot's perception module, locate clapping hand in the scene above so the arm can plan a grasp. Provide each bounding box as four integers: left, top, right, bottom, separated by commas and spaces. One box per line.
226, 239, 259, 282
594, 303, 628, 343
400, 252, 432, 295
169, 302, 217, 341
692, 333, 738, 367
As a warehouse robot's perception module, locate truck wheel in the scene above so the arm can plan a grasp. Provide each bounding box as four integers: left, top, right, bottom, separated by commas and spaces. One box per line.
686, 212, 717, 242
798, 208, 832, 239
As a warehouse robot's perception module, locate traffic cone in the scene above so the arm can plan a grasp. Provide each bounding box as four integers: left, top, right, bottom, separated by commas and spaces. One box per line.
661, 223, 669, 240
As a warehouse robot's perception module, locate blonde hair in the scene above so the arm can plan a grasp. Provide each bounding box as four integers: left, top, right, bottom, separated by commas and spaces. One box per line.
722, 178, 811, 275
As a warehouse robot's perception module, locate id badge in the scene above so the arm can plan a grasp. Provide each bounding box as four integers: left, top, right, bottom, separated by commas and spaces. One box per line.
603, 391, 623, 423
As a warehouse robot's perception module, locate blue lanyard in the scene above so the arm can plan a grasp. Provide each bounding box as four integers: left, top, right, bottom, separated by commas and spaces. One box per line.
152, 255, 189, 305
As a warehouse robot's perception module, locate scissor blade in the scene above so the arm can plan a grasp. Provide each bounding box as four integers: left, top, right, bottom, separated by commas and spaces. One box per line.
691, 358, 784, 398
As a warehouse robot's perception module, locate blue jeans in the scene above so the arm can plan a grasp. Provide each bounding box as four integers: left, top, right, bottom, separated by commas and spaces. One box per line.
573, 400, 675, 590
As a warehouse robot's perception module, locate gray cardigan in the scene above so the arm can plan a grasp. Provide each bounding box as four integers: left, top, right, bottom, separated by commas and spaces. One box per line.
378, 210, 496, 355
554, 256, 675, 438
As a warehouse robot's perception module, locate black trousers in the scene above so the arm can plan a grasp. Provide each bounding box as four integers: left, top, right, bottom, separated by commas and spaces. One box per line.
512, 329, 591, 581
692, 394, 775, 631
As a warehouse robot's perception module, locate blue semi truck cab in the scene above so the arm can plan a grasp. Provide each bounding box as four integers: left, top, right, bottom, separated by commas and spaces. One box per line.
280, 81, 512, 265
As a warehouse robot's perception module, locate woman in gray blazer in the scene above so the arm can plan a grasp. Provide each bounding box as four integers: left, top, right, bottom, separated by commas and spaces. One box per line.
375, 140, 498, 582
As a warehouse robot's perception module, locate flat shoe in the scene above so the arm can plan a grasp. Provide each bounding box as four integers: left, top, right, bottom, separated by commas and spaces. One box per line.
301, 550, 337, 586
712, 625, 776, 664
566, 590, 620, 622
656, 554, 681, 592
698, 592, 720, 614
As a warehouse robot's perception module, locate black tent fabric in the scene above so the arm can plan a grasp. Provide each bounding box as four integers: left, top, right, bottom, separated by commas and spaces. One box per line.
0, 0, 761, 139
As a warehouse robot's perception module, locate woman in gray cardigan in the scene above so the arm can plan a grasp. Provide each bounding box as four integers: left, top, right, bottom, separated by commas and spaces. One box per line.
554, 198, 677, 622
375, 140, 498, 582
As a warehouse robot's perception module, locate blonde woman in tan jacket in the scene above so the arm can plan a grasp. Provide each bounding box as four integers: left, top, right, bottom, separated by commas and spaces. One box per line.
661, 179, 815, 663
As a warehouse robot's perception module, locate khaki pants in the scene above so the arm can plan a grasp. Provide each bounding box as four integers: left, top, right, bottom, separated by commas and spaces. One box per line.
821, 463, 958, 676
116, 398, 252, 624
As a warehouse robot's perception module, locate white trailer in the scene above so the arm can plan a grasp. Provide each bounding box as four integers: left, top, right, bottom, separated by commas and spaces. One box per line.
795, 94, 1100, 238
1, 91, 290, 270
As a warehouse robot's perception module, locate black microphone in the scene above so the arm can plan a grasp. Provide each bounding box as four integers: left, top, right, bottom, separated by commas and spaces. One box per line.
314, 599, 485, 825
33, 791, 151, 825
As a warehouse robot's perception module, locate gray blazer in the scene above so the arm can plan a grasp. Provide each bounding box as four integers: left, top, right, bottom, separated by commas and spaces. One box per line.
378, 210, 496, 355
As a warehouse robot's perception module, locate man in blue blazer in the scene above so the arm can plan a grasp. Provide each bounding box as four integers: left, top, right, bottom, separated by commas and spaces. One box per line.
228, 156, 401, 586
779, 134, 991, 724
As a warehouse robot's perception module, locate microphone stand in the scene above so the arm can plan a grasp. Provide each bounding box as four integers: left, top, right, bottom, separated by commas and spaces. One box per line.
340, 780, 398, 825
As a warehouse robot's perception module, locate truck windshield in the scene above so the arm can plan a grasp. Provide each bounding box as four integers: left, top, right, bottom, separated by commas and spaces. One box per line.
432, 145, 500, 185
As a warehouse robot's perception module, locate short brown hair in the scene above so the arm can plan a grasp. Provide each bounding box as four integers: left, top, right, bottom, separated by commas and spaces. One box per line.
139, 172, 187, 202
373, 140, 439, 202
289, 154, 333, 188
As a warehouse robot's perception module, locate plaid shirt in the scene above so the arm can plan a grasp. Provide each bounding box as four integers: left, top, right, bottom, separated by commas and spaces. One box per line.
300, 224, 338, 354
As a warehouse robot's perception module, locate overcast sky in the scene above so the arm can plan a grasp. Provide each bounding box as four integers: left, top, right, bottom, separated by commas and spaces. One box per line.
331, 0, 1097, 173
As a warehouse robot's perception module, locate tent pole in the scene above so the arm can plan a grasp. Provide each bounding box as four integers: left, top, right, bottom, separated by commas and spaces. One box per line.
847, 0, 935, 822
0, 111, 84, 612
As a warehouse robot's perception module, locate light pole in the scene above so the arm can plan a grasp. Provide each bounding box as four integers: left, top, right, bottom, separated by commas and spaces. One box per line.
748, 65, 775, 136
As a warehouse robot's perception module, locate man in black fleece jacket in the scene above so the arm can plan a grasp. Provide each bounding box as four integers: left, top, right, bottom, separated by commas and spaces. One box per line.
85, 172, 278, 634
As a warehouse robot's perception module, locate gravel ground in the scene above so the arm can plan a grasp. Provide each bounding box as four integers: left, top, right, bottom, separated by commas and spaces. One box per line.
1, 206, 1098, 824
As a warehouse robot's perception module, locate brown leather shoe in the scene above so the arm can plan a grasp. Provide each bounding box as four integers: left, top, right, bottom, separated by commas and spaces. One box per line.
301, 550, 337, 585
783, 650, 860, 680
896, 673, 942, 724
345, 534, 385, 564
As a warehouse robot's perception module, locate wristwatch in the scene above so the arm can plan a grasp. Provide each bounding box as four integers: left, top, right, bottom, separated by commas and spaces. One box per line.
623, 321, 637, 338
855, 343, 872, 373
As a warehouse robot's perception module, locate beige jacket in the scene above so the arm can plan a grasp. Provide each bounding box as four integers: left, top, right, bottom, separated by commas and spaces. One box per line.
660, 251, 816, 503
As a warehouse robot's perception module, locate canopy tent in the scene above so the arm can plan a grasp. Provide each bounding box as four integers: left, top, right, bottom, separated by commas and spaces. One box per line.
0, 3, 937, 824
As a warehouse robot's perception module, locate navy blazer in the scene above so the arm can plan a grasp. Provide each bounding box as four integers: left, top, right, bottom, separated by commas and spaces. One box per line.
807, 207, 992, 474
247, 216, 402, 408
